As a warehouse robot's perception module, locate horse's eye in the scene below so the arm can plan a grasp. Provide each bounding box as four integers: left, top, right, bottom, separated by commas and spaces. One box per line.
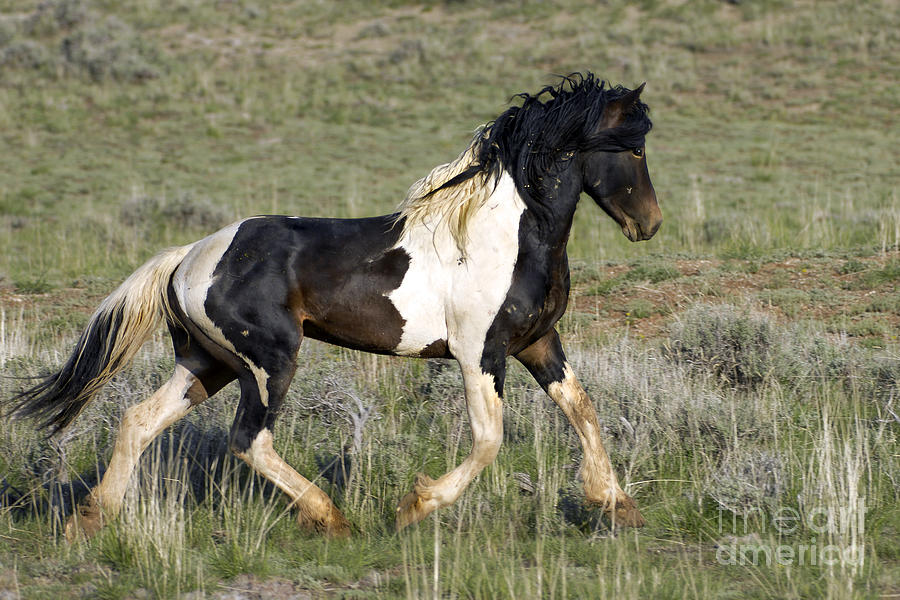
632, 147, 644, 158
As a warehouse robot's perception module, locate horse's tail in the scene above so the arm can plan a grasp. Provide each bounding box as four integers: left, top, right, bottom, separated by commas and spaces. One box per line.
7, 243, 196, 436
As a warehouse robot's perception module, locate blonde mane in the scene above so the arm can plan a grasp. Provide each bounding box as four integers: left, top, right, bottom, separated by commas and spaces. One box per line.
396, 131, 494, 251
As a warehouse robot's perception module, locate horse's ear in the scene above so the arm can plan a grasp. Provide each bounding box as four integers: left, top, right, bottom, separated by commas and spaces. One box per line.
599, 83, 646, 128
631, 82, 646, 99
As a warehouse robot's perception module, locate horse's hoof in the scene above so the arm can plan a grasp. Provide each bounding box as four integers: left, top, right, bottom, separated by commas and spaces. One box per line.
296, 504, 352, 538
65, 501, 104, 542
396, 473, 436, 531
606, 494, 645, 528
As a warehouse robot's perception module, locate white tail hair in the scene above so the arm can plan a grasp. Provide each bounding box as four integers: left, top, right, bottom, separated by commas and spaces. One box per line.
6, 243, 196, 434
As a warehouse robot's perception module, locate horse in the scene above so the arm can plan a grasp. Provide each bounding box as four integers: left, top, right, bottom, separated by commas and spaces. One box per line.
7, 73, 661, 540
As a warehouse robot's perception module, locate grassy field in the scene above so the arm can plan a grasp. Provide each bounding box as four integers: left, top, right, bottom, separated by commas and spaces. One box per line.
1, 0, 898, 597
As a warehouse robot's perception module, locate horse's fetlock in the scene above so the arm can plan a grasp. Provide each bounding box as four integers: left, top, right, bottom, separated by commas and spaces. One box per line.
413, 473, 437, 499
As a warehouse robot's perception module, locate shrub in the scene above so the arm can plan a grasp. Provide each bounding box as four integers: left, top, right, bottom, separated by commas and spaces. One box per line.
665, 303, 778, 388
120, 192, 232, 231
0, 40, 52, 70
705, 448, 785, 514
23, 0, 89, 36
701, 215, 739, 244
864, 356, 900, 401
1, 0, 166, 83
0, 21, 15, 47
61, 15, 163, 82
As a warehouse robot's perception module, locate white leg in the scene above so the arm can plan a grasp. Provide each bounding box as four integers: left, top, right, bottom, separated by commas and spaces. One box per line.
548, 363, 644, 526
397, 365, 504, 530
235, 428, 350, 536
66, 364, 199, 540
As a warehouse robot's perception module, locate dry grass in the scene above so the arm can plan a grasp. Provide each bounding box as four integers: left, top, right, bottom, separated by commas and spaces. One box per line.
1, 303, 897, 597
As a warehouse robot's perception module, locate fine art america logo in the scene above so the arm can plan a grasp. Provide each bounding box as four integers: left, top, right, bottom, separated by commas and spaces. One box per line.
715, 498, 866, 568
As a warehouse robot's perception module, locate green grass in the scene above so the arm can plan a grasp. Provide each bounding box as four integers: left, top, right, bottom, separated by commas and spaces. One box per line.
1, 0, 899, 597
0, 0, 898, 286
587, 256, 682, 296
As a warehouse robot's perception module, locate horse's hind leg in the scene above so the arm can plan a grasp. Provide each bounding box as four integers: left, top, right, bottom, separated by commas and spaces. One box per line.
229, 354, 351, 537
66, 362, 234, 541
66, 329, 235, 541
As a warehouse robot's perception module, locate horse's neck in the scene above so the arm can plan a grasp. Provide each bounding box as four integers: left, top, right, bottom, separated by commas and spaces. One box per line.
397, 168, 579, 270
518, 172, 581, 264
461, 172, 529, 255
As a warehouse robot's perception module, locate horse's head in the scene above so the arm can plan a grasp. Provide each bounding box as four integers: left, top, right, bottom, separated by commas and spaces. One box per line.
580, 84, 661, 242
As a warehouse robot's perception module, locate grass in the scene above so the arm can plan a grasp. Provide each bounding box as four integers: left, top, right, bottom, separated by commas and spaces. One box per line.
0, 0, 898, 285
587, 256, 682, 296
0, 0, 898, 597
1, 313, 897, 597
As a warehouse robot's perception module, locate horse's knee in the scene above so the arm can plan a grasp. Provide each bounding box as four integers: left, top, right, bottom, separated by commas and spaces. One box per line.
229, 424, 273, 463
117, 402, 158, 452
470, 396, 504, 465
119, 402, 141, 429
229, 388, 270, 457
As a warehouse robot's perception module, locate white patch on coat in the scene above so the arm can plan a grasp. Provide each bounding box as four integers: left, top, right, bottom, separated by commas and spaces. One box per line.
237, 429, 322, 503
171, 219, 272, 406
388, 172, 525, 360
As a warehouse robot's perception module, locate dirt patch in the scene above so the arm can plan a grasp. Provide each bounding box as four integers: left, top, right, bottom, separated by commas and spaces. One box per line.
571, 250, 900, 344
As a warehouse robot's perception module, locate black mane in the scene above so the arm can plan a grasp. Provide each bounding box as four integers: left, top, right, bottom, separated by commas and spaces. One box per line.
429, 73, 652, 212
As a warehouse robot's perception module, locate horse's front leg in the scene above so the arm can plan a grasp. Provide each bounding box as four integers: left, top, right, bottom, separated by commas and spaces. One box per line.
516, 329, 644, 527
396, 362, 504, 530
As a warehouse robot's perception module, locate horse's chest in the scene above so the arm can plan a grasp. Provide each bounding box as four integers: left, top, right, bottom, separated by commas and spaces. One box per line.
388, 177, 526, 360
388, 233, 523, 358
485, 247, 571, 357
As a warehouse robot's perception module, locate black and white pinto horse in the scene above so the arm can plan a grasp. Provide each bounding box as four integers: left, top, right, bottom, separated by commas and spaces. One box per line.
9, 73, 661, 539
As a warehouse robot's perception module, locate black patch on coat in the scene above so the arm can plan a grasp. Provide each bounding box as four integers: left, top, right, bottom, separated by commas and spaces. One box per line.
514, 329, 568, 389
419, 339, 451, 359
205, 215, 410, 365
203, 216, 413, 452
479, 162, 582, 396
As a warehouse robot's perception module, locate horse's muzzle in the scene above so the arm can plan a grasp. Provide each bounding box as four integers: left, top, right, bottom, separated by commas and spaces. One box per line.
622, 213, 662, 242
